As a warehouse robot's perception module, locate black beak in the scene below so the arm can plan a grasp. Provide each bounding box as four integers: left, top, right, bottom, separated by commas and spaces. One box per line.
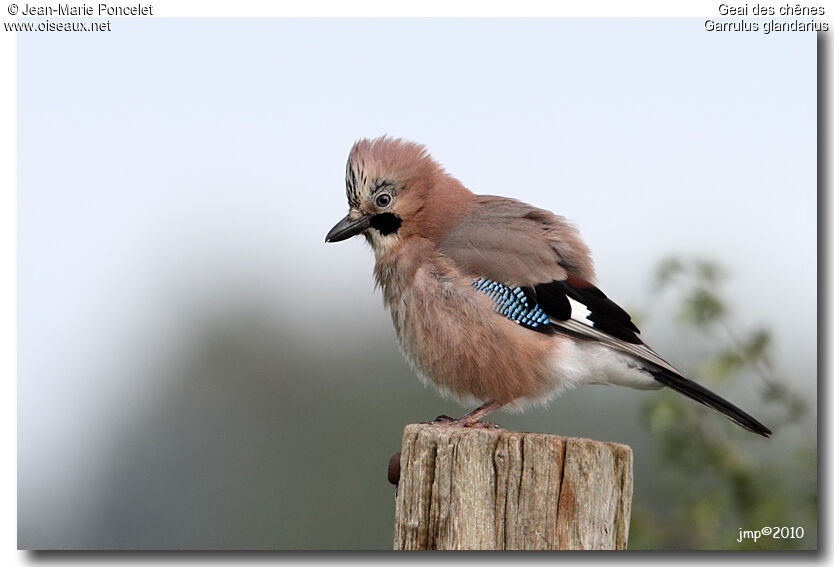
325, 213, 372, 243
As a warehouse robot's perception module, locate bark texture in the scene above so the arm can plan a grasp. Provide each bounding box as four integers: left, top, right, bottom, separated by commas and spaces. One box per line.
393, 423, 632, 550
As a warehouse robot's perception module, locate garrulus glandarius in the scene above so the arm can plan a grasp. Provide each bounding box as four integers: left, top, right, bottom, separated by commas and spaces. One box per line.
325, 136, 771, 437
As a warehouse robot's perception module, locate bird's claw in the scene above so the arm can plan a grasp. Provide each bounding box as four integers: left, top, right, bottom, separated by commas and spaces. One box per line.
424, 415, 502, 429
463, 420, 502, 429
431, 414, 456, 423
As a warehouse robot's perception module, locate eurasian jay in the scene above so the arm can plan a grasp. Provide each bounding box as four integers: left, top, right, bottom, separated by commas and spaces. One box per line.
325, 136, 771, 437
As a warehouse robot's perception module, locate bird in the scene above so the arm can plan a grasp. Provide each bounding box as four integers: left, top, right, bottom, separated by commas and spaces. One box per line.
325, 136, 771, 437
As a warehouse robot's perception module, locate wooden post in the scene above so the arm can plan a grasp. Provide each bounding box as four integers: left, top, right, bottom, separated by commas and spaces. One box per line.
392, 423, 633, 550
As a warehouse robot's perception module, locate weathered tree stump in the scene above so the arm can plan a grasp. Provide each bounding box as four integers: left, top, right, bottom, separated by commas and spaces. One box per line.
392, 423, 632, 550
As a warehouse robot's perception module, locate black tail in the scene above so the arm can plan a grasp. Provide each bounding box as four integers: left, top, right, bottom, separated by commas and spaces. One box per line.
647, 367, 772, 438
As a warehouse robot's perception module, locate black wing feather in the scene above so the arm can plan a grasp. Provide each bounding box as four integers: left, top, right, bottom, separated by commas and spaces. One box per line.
532, 281, 572, 321
532, 279, 642, 344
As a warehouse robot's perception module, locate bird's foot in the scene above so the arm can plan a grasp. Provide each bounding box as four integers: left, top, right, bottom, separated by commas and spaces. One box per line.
428, 414, 457, 424
463, 420, 501, 429
425, 415, 502, 429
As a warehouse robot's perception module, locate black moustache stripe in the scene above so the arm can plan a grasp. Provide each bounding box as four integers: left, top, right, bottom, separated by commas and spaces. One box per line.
370, 213, 402, 235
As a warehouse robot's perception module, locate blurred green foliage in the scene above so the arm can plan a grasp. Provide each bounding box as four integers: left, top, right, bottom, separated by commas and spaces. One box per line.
628, 256, 816, 550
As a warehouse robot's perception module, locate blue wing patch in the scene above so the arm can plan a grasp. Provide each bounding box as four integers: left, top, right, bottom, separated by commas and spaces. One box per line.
472, 278, 553, 334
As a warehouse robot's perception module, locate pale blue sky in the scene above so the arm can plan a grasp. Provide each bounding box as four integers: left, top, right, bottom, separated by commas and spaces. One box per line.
18, 18, 816, 548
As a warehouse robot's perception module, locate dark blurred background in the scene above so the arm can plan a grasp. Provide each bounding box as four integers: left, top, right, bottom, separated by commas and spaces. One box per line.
17, 19, 816, 549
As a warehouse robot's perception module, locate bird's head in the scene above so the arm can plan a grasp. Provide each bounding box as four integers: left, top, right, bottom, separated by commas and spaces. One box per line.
325, 136, 466, 256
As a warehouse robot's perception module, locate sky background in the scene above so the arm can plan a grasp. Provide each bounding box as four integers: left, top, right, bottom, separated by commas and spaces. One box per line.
17, 18, 816, 549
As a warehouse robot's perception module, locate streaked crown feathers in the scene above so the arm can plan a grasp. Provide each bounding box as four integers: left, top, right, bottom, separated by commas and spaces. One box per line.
345, 136, 441, 208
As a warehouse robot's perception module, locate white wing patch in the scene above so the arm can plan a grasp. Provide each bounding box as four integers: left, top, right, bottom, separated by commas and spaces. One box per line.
567, 296, 592, 325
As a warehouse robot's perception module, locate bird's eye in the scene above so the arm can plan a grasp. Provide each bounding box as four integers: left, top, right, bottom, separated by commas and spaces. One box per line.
375, 193, 392, 208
